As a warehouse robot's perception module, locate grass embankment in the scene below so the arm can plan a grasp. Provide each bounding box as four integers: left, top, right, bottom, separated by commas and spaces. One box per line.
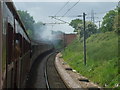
62, 32, 119, 88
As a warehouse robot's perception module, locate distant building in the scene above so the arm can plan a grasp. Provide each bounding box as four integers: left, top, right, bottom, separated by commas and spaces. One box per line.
51, 31, 77, 49
64, 34, 77, 47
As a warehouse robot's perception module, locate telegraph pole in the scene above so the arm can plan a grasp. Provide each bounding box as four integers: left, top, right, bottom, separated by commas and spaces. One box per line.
83, 13, 86, 65
98, 21, 101, 29
62, 33, 65, 51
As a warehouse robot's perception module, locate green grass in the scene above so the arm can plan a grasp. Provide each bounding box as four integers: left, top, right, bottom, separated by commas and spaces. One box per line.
62, 32, 119, 88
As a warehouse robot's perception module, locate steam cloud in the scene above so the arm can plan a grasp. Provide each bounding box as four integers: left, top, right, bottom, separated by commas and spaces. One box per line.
33, 23, 57, 43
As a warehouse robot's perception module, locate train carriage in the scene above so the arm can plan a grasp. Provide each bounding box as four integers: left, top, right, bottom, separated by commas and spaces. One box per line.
0, 1, 2, 89
0, 1, 31, 88
0, 0, 54, 89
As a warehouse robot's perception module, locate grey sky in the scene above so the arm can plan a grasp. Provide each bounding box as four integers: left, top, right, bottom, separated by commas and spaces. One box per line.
14, 2, 118, 33
13, 0, 119, 2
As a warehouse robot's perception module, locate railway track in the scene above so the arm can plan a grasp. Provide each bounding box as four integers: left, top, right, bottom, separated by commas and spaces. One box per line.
25, 51, 67, 89
45, 53, 67, 89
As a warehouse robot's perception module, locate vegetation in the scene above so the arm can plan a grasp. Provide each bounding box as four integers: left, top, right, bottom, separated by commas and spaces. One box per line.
69, 19, 82, 31
62, 3, 120, 88
18, 10, 35, 30
70, 19, 98, 38
18, 10, 35, 38
113, 4, 120, 34
70, 3, 119, 35
100, 3, 120, 33
18, 10, 47, 40
62, 32, 119, 88
101, 10, 117, 32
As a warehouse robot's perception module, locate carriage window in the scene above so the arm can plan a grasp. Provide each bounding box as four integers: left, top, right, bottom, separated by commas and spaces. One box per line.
7, 23, 14, 64
25, 39, 28, 53
14, 33, 22, 58
23, 38, 26, 54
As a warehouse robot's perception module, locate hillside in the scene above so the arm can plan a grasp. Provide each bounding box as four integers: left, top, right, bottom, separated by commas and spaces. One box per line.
62, 32, 119, 88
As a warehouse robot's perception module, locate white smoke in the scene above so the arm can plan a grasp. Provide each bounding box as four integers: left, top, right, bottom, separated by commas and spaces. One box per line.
33, 22, 57, 43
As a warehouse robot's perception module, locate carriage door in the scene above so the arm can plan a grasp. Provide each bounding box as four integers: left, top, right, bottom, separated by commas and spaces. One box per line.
6, 23, 14, 88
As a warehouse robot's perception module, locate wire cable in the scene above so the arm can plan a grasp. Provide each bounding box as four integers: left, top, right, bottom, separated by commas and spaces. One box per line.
54, 0, 71, 16
60, 0, 80, 18
50, 0, 71, 30
54, 0, 80, 24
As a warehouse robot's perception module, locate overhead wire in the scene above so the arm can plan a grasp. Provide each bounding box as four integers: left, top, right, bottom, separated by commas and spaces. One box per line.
54, 0, 71, 16
52, 0, 80, 24
50, 0, 71, 31
51, 0, 109, 25
60, 0, 80, 18
50, 0, 80, 31
54, 0, 80, 24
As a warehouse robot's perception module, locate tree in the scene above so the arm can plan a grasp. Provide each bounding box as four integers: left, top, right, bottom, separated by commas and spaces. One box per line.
69, 19, 82, 32
85, 21, 98, 38
17, 10, 35, 37
113, 2, 120, 34
70, 19, 98, 38
101, 10, 117, 32
113, 14, 120, 33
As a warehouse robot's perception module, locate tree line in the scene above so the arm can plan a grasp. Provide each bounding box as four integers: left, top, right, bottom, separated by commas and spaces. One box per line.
18, 10, 44, 39
69, 2, 120, 39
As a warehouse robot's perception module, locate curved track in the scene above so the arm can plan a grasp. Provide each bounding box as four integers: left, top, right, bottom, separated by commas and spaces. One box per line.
25, 51, 67, 89
45, 53, 67, 89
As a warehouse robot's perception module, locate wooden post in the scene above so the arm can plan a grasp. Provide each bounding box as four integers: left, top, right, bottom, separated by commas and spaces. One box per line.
83, 13, 86, 65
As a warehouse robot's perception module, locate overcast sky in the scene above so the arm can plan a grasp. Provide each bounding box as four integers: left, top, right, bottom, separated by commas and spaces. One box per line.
13, 1, 118, 33
13, 0, 119, 2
